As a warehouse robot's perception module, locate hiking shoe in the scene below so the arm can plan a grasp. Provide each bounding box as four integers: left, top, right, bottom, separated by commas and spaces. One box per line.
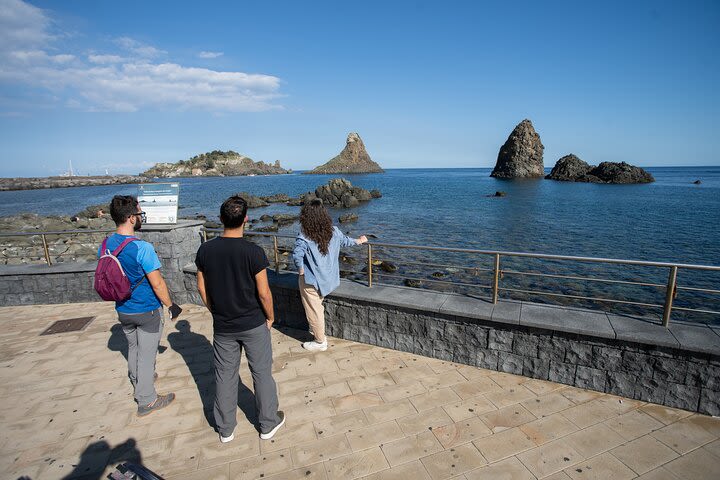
219, 431, 235, 443
137, 393, 175, 417
302, 340, 328, 352
260, 411, 286, 440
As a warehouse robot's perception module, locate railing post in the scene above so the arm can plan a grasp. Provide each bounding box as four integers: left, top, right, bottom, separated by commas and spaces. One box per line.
273, 235, 280, 273
367, 243, 373, 288
41, 233, 52, 266
201, 229, 207, 243
492, 253, 500, 304
662, 266, 678, 327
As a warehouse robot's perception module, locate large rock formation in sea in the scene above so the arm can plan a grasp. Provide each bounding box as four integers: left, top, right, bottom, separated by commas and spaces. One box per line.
490, 119, 544, 179
545, 154, 592, 181
546, 155, 654, 184
141, 150, 291, 178
305, 133, 384, 174
293, 178, 377, 208
590, 161, 654, 184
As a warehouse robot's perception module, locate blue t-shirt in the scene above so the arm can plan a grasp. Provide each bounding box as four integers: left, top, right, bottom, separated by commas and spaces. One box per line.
98, 233, 162, 314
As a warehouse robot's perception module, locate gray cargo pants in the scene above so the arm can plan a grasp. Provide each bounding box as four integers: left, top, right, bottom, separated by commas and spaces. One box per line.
118, 308, 164, 406
213, 323, 281, 436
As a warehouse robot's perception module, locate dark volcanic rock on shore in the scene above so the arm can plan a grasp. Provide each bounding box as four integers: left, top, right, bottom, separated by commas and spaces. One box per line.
237, 192, 269, 208
338, 213, 358, 223
260, 193, 291, 203
306, 133, 384, 174
0, 175, 147, 192
142, 150, 291, 178
75, 203, 111, 219
490, 119, 544, 179
546, 155, 654, 184
0, 213, 115, 265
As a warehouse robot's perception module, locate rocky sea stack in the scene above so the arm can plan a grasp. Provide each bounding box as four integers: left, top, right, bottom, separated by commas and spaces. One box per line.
142, 150, 291, 178
490, 119, 544, 179
546, 155, 654, 184
306, 133, 383, 174
295, 178, 377, 208
545, 154, 592, 181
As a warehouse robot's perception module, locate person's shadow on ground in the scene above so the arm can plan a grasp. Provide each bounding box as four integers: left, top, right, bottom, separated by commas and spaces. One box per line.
58, 438, 143, 480
107, 323, 128, 361
167, 320, 257, 431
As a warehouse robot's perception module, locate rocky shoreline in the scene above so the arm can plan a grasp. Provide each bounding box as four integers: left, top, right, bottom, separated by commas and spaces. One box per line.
0, 175, 148, 192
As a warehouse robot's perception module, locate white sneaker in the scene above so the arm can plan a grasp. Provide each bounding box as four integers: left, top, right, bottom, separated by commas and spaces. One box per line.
302, 340, 328, 351
260, 411, 286, 440
220, 431, 234, 443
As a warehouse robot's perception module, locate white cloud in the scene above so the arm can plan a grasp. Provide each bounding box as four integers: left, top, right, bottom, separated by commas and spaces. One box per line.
198, 51, 223, 59
114, 36, 166, 58
51, 54, 75, 63
87, 54, 126, 64
0, 0, 283, 113
0, 0, 52, 49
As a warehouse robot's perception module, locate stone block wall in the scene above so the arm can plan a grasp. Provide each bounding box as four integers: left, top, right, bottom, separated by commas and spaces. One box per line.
0, 266, 97, 305
268, 280, 720, 416
138, 221, 204, 305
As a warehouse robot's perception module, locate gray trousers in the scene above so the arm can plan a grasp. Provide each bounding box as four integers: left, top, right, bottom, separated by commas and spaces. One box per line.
118, 308, 164, 406
213, 323, 280, 436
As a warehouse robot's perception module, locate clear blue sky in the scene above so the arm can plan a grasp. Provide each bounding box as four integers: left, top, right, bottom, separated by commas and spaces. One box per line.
1, 0, 718, 176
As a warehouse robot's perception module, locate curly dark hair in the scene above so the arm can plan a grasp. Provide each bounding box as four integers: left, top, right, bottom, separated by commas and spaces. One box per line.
300, 199, 334, 255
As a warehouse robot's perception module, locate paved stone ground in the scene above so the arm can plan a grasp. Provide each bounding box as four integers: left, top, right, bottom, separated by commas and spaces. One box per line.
1, 303, 719, 480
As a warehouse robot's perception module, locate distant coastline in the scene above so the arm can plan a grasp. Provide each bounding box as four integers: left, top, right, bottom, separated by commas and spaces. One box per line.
0, 175, 148, 192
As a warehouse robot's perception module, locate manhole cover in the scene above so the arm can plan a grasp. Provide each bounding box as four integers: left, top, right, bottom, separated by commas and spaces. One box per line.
40, 316, 95, 335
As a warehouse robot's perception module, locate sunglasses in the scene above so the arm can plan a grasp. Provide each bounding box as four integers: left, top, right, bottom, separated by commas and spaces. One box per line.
133, 211, 147, 221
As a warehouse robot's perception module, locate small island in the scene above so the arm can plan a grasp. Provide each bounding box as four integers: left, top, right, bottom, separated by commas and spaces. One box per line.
305, 133, 384, 174
141, 150, 291, 178
546, 154, 654, 184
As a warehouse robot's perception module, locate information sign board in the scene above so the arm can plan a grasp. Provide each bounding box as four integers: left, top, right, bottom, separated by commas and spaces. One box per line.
138, 183, 179, 224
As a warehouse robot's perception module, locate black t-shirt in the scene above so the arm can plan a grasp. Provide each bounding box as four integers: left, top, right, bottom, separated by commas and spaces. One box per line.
195, 237, 270, 334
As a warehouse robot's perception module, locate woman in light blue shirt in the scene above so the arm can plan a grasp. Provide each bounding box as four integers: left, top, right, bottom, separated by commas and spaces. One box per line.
293, 199, 367, 351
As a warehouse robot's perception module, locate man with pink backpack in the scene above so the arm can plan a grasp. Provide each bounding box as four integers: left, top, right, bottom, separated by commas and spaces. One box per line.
96, 195, 181, 416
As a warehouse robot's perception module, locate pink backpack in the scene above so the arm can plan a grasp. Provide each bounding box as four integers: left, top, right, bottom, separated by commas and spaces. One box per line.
94, 237, 146, 301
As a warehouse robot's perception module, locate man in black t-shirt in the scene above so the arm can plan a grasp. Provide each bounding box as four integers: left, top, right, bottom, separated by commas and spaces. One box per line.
195, 195, 285, 443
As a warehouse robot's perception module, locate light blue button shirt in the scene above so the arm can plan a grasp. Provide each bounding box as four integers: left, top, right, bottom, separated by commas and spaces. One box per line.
293, 226, 359, 297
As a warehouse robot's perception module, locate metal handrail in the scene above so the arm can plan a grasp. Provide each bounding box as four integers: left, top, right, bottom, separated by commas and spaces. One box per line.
0, 229, 111, 236
2, 227, 719, 326
226, 231, 720, 326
